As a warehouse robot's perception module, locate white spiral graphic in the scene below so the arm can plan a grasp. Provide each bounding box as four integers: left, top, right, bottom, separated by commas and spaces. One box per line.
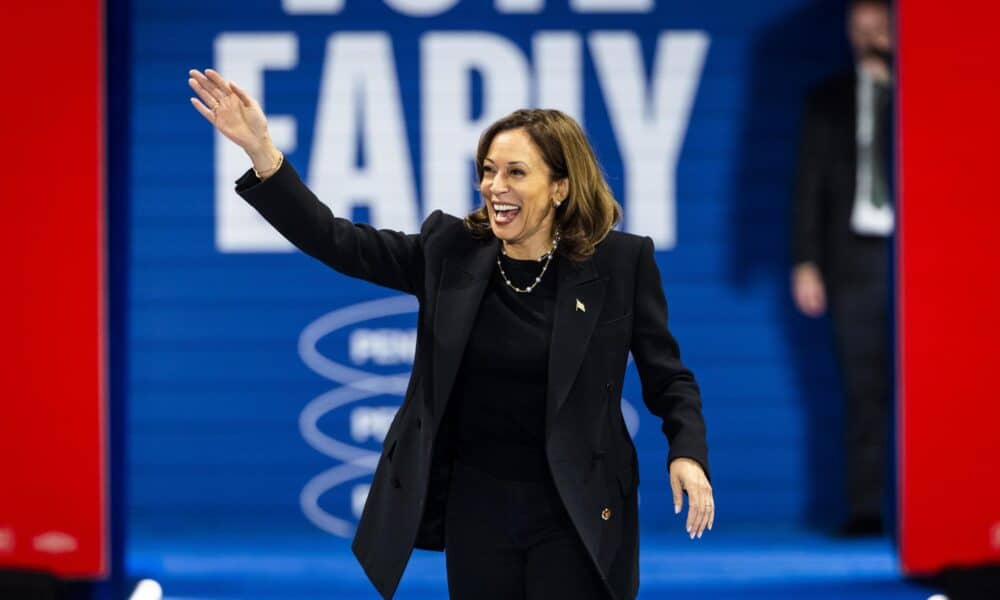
298, 296, 418, 538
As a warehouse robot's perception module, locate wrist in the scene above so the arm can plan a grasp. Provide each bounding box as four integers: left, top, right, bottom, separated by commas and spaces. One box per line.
246, 139, 282, 180
246, 136, 278, 163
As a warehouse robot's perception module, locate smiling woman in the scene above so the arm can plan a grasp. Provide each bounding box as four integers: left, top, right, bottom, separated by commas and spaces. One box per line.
188, 68, 713, 600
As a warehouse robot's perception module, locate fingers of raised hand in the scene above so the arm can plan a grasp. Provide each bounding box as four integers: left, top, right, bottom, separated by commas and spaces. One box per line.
228, 81, 256, 109
188, 75, 220, 112
203, 69, 231, 94
190, 96, 214, 122
188, 70, 225, 104
189, 69, 250, 128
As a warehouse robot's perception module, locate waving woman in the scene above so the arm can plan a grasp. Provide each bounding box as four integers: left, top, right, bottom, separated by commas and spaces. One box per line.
189, 68, 714, 600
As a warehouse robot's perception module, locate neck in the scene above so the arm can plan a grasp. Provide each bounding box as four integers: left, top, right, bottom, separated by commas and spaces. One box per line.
502, 233, 557, 261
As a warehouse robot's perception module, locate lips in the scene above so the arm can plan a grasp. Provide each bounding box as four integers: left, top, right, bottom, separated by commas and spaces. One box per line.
492, 202, 521, 225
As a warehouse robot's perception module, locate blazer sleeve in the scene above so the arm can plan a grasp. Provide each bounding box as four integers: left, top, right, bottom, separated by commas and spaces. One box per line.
236, 159, 433, 296
629, 236, 710, 480
792, 94, 828, 267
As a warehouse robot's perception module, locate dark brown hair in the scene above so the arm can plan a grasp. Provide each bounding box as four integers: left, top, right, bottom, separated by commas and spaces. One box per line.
465, 109, 622, 262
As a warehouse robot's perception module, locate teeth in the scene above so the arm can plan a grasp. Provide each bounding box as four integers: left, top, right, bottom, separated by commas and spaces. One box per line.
493, 203, 520, 212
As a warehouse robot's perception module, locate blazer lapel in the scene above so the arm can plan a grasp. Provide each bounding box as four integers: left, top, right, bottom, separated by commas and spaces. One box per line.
546, 255, 606, 437
431, 237, 497, 421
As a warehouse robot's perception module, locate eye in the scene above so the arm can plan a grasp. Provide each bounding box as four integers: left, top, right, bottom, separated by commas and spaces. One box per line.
482, 165, 495, 175
509, 168, 525, 176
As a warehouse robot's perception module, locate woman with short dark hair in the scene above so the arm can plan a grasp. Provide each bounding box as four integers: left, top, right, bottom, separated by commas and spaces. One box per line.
189, 68, 714, 600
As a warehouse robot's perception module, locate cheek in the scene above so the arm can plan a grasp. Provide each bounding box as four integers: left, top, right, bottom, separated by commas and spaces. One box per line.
526, 195, 551, 221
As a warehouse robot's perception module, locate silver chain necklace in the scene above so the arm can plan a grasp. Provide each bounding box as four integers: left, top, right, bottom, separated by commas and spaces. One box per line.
496, 232, 560, 294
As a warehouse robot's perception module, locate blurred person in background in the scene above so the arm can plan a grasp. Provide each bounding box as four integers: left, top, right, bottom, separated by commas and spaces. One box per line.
791, 0, 894, 537
187, 69, 714, 599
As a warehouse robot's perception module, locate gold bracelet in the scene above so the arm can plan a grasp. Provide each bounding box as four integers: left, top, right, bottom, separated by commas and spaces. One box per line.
253, 151, 284, 181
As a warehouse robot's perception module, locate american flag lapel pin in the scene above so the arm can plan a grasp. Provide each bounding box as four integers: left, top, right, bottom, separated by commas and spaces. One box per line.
576, 298, 586, 312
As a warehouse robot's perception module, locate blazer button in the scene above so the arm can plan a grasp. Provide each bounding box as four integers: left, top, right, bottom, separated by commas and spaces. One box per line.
605, 382, 613, 392
601, 507, 612, 521
392, 476, 402, 489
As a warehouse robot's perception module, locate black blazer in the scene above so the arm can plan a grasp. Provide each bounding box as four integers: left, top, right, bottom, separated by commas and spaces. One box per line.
792, 72, 890, 289
237, 160, 710, 600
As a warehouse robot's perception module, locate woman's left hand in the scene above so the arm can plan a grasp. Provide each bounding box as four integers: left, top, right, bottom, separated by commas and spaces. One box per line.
669, 457, 714, 539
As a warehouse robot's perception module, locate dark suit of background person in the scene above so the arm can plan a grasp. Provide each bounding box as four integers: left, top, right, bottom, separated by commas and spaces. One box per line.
792, 0, 894, 537
235, 159, 709, 600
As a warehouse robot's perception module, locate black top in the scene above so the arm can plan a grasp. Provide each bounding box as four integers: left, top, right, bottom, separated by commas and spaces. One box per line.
446, 250, 559, 482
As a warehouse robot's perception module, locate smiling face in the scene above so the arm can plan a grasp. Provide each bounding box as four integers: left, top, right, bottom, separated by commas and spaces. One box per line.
480, 128, 567, 259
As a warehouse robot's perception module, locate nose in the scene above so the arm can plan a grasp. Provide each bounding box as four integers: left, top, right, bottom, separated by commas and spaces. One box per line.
489, 172, 508, 196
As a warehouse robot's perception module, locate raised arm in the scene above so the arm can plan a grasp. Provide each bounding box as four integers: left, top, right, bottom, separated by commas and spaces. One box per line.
188, 68, 426, 295
236, 160, 428, 294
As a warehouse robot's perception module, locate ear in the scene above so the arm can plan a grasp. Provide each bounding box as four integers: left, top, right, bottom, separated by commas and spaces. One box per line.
552, 178, 569, 204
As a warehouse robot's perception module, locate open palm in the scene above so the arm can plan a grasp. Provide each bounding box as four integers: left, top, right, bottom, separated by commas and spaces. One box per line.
188, 69, 269, 152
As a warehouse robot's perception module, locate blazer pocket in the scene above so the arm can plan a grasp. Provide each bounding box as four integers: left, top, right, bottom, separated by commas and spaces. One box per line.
615, 462, 636, 498
385, 438, 398, 463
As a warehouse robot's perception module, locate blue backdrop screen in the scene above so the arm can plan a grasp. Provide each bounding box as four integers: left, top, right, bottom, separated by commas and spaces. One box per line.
128, 0, 853, 543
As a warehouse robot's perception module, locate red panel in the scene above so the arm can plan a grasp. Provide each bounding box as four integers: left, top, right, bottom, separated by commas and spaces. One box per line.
0, 0, 107, 579
898, 0, 1000, 576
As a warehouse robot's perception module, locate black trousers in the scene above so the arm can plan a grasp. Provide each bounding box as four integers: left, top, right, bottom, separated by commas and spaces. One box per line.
830, 275, 892, 521
444, 460, 608, 600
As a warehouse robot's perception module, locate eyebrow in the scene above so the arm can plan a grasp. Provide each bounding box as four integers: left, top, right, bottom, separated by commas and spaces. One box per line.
483, 158, 530, 168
